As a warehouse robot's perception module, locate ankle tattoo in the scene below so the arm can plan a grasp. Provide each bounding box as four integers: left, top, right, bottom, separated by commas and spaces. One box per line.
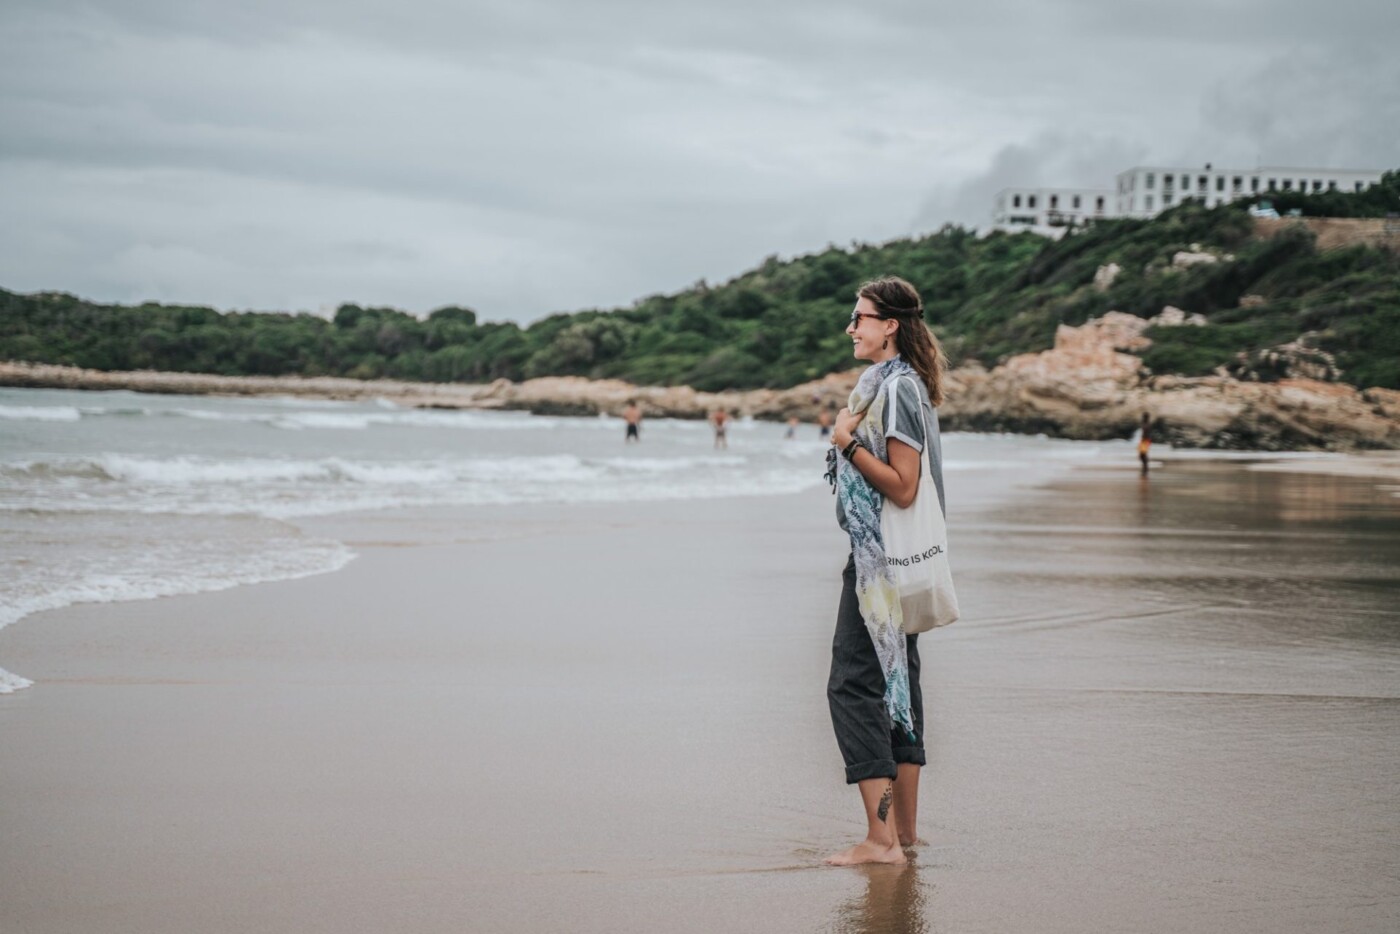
877, 784, 893, 823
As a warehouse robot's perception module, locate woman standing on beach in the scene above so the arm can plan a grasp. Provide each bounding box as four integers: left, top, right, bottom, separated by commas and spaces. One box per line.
825, 276, 948, 866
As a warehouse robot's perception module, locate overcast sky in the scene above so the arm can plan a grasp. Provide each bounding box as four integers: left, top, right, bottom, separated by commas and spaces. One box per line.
2, 1, 1396, 324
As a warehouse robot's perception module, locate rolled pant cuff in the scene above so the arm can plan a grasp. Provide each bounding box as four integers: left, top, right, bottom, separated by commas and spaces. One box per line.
845, 758, 898, 784
892, 746, 927, 767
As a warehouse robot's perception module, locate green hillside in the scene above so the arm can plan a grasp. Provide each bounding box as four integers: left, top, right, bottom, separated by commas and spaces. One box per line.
3, 170, 1398, 390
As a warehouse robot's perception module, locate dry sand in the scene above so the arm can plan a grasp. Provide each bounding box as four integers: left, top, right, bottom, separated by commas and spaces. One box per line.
2, 459, 1398, 933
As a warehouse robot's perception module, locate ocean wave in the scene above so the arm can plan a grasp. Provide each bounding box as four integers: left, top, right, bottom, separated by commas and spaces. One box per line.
162, 406, 572, 432
0, 668, 32, 695
592, 454, 748, 473
0, 531, 355, 693
0, 448, 824, 520
0, 404, 81, 421
0, 538, 355, 631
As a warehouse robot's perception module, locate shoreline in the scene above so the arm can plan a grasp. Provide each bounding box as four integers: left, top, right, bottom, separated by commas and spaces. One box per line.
5, 353, 1400, 452
0, 428, 1093, 695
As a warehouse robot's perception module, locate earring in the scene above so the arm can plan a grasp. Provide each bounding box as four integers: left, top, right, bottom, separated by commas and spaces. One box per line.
882, 336, 890, 351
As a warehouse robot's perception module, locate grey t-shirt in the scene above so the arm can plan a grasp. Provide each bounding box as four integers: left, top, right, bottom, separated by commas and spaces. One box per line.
836, 375, 946, 531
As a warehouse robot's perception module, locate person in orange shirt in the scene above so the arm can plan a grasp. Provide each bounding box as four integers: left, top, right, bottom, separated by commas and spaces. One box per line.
1137, 412, 1154, 475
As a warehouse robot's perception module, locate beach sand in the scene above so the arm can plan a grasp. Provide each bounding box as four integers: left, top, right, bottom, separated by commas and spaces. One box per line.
2, 458, 1398, 933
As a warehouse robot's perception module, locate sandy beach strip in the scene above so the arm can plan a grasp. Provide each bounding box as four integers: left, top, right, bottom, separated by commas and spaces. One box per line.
2, 462, 1398, 933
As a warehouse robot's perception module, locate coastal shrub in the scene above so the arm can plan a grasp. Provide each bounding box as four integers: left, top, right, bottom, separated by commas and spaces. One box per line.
686, 348, 766, 391
1140, 319, 1296, 378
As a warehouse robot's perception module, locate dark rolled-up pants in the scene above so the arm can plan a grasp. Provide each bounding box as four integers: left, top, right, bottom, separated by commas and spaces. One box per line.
828, 554, 927, 784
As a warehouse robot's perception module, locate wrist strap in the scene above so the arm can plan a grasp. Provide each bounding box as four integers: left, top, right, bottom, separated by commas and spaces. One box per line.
841, 437, 861, 460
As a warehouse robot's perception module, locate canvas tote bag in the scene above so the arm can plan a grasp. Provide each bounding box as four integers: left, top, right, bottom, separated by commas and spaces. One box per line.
879, 377, 960, 634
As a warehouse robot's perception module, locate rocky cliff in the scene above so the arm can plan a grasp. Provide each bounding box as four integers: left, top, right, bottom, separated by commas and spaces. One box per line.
938, 311, 1400, 450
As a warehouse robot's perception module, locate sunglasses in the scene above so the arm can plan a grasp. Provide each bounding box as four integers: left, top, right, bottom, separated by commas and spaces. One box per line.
848, 311, 884, 327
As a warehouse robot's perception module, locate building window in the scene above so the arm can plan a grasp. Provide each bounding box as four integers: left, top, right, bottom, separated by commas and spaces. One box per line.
1268, 178, 1277, 191
1181, 174, 1189, 188
1145, 195, 1154, 211
1312, 179, 1322, 191
1356, 181, 1365, 192
1163, 193, 1173, 206
1163, 175, 1174, 188
1282, 179, 1293, 191
1013, 194, 1021, 208
1232, 176, 1242, 190
1095, 196, 1104, 212
1050, 194, 1059, 209
1073, 195, 1081, 209
1010, 215, 1036, 225
1251, 177, 1260, 191
1216, 176, 1225, 191
1146, 173, 1155, 188
1028, 195, 1037, 208
1328, 180, 1338, 191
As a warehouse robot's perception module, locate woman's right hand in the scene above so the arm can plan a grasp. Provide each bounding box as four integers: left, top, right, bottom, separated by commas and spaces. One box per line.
832, 407, 863, 449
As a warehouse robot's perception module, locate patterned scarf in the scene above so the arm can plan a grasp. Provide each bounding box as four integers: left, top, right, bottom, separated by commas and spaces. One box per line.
825, 356, 918, 741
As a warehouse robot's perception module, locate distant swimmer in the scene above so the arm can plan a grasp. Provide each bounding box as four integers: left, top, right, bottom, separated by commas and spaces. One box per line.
786, 415, 800, 439
623, 400, 642, 443
1137, 412, 1153, 475
711, 408, 730, 450
818, 405, 834, 440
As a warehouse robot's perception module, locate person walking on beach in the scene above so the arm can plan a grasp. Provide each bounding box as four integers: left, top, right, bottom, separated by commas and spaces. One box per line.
786, 415, 800, 439
711, 408, 729, 449
825, 276, 948, 867
623, 400, 642, 444
1137, 412, 1153, 475
818, 405, 834, 440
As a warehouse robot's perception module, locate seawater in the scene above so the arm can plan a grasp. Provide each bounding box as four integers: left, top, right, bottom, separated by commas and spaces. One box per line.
0, 385, 1111, 693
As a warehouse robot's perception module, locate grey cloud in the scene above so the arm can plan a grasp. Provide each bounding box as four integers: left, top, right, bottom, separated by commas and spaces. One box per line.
1195, 46, 1400, 168
2, 1, 1396, 323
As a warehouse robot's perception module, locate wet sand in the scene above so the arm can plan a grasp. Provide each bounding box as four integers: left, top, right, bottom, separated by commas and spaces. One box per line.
2, 457, 1398, 933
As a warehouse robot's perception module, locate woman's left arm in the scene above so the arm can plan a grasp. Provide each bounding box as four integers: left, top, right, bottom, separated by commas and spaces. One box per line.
832, 409, 920, 508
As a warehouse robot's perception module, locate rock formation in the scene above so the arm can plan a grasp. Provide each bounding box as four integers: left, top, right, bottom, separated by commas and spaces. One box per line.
1092, 263, 1121, 292
934, 312, 1399, 450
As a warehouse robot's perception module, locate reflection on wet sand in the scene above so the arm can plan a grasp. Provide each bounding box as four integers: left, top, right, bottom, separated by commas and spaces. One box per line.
828, 861, 929, 934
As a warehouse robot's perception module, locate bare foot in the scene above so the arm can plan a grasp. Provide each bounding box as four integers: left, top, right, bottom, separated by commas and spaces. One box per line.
899, 835, 927, 848
824, 839, 907, 866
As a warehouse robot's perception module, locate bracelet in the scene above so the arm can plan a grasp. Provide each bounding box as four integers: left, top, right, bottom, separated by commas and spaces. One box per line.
841, 437, 862, 460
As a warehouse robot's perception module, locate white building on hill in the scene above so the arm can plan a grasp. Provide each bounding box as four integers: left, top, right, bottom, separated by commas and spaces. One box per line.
1114, 165, 1384, 217
991, 187, 1117, 238
991, 164, 1386, 233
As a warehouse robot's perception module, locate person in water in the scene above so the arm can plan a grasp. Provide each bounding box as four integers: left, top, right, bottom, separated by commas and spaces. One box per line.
623, 401, 642, 443
825, 276, 948, 866
1137, 412, 1153, 475
818, 405, 834, 440
711, 408, 729, 449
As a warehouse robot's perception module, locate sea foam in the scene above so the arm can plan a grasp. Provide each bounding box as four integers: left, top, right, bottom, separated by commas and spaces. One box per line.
0, 404, 81, 421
